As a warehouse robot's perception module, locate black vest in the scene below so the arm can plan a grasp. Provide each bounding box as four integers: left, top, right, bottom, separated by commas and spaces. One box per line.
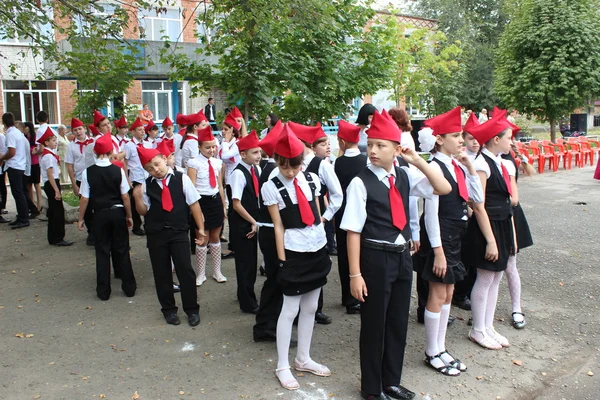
481, 153, 512, 220
430, 158, 469, 221
334, 153, 367, 224
395, 156, 409, 167
86, 164, 124, 211
271, 172, 321, 229
230, 163, 260, 233
305, 156, 328, 215
257, 161, 277, 224
144, 172, 189, 234
359, 167, 411, 242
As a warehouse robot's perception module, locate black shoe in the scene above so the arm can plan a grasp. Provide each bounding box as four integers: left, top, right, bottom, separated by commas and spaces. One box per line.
221, 251, 235, 259
452, 296, 472, 311
259, 266, 266, 276
97, 294, 110, 301
346, 303, 361, 314
315, 312, 332, 325
114, 273, 122, 280
327, 247, 338, 256
173, 284, 181, 293
220, 237, 228, 243
29, 211, 40, 219
123, 290, 136, 298
384, 385, 416, 400
55, 240, 74, 247
468, 317, 473, 326
132, 228, 145, 236
165, 313, 181, 325
242, 307, 260, 315
8, 219, 18, 226
11, 221, 30, 229
188, 313, 200, 327
0, 216, 9, 223
361, 392, 392, 400
86, 235, 95, 246
417, 314, 424, 324
253, 331, 277, 342
448, 315, 456, 327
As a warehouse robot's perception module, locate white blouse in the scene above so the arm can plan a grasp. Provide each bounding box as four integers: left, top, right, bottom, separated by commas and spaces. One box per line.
40, 150, 60, 183
220, 139, 241, 186
187, 153, 222, 196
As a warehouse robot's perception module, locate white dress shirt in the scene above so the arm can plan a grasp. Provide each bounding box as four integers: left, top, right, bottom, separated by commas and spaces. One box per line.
79, 158, 130, 199
261, 170, 326, 252
466, 149, 478, 164
4, 126, 27, 171
65, 139, 91, 181
172, 134, 184, 167
220, 139, 241, 185
187, 153, 222, 196
340, 164, 434, 244
424, 152, 484, 248
115, 134, 130, 148
475, 148, 506, 178
142, 168, 200, 209
181, 135, 199, 169
230, 161, 261, 202
302, 152, 343, 221
144, 138, 157, 149
0, 132, 7, 158
40, 149, 60, 183
124, 138, 148, 184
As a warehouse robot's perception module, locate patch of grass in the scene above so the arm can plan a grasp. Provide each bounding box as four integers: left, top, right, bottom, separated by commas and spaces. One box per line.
61, 189, 80, 207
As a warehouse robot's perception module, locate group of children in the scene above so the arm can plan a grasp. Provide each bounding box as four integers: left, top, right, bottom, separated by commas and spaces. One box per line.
1, 102, 534, 400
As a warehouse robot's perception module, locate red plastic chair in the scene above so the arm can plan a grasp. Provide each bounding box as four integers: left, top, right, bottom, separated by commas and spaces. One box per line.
543, 140, 570, 170
528, 140, 553, 173
577, 137, 599, 165
538, 140, 560, 172
565, 139, 585, 168
516, 142, 537, 167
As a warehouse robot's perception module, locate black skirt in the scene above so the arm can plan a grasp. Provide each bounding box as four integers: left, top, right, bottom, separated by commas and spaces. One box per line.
28, 164, 41, 184
419, 219, 468, 284
513, 203, 533, 251
279, 246, 331, 296
464, 215, 514, 272
199, 193, 224, 230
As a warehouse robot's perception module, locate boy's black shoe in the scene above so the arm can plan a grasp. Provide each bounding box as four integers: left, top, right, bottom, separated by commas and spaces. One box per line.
188, 313, 200, 327
11, 222, 30, 229
315, 312, 332, 324
56, 240, 74, 247
361, 392, 392, 400
165, 313, 181, 325
132, 228, 145, 236
384, 385, 415, 400
452, 296, 472, 310
346, 303, 361, 314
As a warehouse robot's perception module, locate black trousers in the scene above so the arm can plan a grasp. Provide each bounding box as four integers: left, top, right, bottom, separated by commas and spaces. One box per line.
416, 271, 428, 320
254, 227, 282, 335
22, 174, 37, 214
232, 228, 258, 312
224, 185, 234, 251
360, 247, 413, 396
129, 182, 143, 230
325, 219, 336, 251
147, 230, 199, 316
93, 207, 136, 299
43, 180, 65, 244
0, 169, 7, 210
335, 227, 359, 307
76, 180, 94, 236
6, 168, 29, 223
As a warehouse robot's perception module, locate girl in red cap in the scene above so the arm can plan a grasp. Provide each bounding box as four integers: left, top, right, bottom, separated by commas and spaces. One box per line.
261, 126, 332, 391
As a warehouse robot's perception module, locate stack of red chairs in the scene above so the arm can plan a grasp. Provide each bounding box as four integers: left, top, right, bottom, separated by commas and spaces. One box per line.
567, 138, 590, 167
577, 137, 600, 166
528, 140, 554, 173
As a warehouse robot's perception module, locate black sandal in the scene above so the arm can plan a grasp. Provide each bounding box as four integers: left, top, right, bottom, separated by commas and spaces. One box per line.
440, 351, 467, 372
512, 312, 527, 329
424, 352, 460, 376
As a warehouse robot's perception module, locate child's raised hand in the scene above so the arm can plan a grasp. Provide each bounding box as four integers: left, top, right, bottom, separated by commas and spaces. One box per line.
455, 151, 473, 168
398, 147, 422, 165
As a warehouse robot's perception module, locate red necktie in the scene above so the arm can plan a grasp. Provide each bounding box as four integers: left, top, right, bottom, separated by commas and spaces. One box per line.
77, 139, 91, 154
388, 175, 406, 230
294, 178, 315, 226
251, 167, 259, 197
119, 137, 127, 147
43, 149, 60, 165
208, 159, 217, 188
501, 164, 513, 196
452, 160, 469, 201
161, 178, 174, 212
137, 142, 144, 148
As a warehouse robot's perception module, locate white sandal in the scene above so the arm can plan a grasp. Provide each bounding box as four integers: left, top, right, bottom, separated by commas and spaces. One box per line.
294, 358, 331, 377
275, 367, 299, 390
468, 328, 502, 350
487, 327, 510, 347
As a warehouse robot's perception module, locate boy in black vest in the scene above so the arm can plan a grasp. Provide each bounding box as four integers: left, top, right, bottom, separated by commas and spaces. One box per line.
334, 120, 367, 315
132, 146, 205, 326
78, 133, 136, 301
341, 111, 451, 400
229, 130, 262, 314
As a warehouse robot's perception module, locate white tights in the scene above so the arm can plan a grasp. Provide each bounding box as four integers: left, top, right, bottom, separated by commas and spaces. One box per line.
277, 288, 321, 370
505, 255, 523, 320
471, 269, 503, 332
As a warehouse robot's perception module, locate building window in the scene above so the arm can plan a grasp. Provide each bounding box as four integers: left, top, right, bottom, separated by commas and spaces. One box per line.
2, 81, 60, 124
73, 3, 118, 36
0, 3, 54, 44
141, 81, 184, 122
138, 8, 181, 41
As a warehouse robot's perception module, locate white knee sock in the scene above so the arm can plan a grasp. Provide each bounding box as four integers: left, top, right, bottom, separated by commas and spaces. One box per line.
471, 269, 494, 332
437, 303, 451, 352
277, 295, 301, 370
296, 288, 321, 363
208, 242, 226, 282
485, 271, 503, 329
505, 255, 523, 319
424, 309, 441, 356
195, 245, 207, 285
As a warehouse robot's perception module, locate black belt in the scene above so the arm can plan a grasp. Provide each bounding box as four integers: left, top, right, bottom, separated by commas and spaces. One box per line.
201, 193, 220, 199
361, 239, 408, 254
99, 205, 124, 212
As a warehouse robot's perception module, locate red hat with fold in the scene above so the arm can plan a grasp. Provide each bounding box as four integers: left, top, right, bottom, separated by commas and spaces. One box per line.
381, 108, 392, 121
492, 106, 507, 118
94, 131, 114, 154
176, 113, 187, 126
468, 112, 512, 145
223, 113, 241, 131
505, 118, 521, 138
129, 117, 144, 132
156, 139, 174, 157
88, 124, 101, 136
424, 106, 462, 136
311, 124, 327, 143
137, 146, 162, 166
274, 125, 305, 158
237, 130, 260, 152
258, 120, 284, 157
162, 116, 173, 127
287, 121, 321, 144
93, 110, 106, 126
197, 125, 215, 142
186, 110, 208, 126
337, 120, 361, 143
144, 120, 157, 134
230, 106, 243, 119
114, 116, 128, 129
366, 111, 402, 142
71, 118, 85, 129
463, 112, 480, 133
37, 127, 55, 144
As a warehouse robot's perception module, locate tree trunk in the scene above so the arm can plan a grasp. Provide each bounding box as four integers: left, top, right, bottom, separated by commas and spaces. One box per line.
550, 118, 556, 142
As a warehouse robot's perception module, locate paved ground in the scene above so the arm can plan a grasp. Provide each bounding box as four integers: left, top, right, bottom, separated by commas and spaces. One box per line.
1, 165, 600, 400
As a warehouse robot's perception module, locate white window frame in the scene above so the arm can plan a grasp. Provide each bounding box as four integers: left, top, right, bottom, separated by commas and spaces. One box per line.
138, 7, 182, 42
0, 2, 54, 45
141, 81, 186, 122
2, 80, 61, 125
73, 2, 120, 37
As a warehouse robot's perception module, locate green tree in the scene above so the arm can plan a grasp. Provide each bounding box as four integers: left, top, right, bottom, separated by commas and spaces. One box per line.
495, 0, 600, 141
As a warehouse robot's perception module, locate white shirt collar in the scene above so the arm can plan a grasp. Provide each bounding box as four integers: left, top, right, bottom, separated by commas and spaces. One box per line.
44, 147, 58, 155
433, 151, 454, 166
133, 137, 144, 145
344, 148, 361, 157
466, 149, 477, 157
151, 167, 174, 182
240, 160, 253, 171
482, 148, 502, 164
95, 158, 111, 166
367, 164, 396, 182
